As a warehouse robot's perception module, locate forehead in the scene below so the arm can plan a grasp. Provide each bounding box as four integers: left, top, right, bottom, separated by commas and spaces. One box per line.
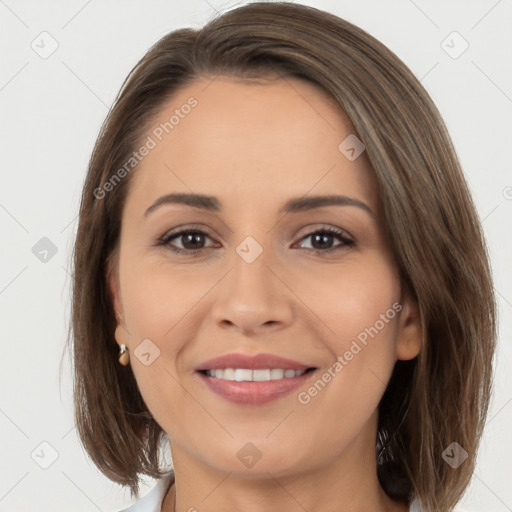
126, 76, 378, 215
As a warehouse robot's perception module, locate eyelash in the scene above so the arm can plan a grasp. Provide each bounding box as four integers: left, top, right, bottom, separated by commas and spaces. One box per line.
156, 226, 355, 255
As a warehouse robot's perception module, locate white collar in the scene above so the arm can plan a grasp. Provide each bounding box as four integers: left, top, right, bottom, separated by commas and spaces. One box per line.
119, 471, 174, 512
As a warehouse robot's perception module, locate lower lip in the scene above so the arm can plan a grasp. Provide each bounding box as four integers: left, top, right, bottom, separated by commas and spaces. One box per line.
196, 370, 317, 405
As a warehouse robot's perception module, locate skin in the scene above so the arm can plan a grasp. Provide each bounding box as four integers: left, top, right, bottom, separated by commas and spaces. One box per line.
109, 75, 422, 512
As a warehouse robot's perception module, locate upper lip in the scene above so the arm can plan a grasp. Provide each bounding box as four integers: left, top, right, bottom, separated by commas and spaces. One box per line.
195, 353, 316, 371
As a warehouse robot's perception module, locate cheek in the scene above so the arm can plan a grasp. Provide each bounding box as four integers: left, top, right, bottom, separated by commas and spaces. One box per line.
293, 253, 401, 350
289, 291, 401, 468
332, 274, 400, 356
120, 255, 204, 343
294, 260, 401, 407
117, 257, 216, 424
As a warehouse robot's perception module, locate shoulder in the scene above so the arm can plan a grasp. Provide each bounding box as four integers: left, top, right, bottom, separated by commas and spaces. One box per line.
117, 472, 175, 512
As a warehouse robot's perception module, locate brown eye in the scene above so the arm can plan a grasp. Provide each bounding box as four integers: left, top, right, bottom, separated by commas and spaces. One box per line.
297, 228, 354, 252
158, 229, 216, 253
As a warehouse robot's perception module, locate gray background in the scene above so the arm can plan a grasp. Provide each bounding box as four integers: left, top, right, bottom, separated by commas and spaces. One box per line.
1, 0, 511, 510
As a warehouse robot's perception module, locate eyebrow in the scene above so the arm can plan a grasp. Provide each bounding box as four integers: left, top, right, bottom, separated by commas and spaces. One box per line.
144, 193, 374, 218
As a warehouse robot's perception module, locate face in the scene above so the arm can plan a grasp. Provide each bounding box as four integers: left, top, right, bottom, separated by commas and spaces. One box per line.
109, 75, 421, 479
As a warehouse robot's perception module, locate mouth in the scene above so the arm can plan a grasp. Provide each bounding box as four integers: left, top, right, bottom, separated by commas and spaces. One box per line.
196, 365, 318, 405
197, 367, 317, 381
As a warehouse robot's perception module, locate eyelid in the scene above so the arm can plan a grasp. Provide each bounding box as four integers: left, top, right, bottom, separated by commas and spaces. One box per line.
295, 224, 354, 242
159, 223, 214, 239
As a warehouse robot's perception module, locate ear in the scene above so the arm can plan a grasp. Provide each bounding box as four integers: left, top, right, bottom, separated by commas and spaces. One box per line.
396, 291, 422, 360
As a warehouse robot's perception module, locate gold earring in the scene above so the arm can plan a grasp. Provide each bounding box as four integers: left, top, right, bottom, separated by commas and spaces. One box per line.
118, 344, 130, 366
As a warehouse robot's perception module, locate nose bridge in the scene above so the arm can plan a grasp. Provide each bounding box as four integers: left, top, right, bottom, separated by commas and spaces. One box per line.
211, 230, 292, 331
230, 232, 278, 302
231, 242, 272, 297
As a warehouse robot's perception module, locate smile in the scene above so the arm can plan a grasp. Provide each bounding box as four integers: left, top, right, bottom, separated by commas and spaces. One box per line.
197, 367, 318, 405
200, 368, 312, 381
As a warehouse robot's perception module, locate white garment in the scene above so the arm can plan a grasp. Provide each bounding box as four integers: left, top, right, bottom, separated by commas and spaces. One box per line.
118, 472, 467, 511
118, 472, 174, 512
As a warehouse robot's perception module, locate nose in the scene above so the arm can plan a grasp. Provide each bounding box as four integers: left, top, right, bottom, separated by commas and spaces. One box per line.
211, 243, 294, 335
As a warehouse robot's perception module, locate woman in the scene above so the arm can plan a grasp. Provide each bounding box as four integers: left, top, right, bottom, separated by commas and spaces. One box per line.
68, 2, 496, 511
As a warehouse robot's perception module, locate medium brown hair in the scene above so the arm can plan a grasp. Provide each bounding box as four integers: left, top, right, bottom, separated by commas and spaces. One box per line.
66, 2, 497, 509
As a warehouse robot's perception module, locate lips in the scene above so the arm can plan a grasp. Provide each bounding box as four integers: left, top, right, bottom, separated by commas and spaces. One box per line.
195, 352, 315, 372
194, 352, 318, 405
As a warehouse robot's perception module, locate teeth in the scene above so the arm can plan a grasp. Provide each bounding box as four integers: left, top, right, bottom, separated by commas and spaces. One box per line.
204, 368, 308, 381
